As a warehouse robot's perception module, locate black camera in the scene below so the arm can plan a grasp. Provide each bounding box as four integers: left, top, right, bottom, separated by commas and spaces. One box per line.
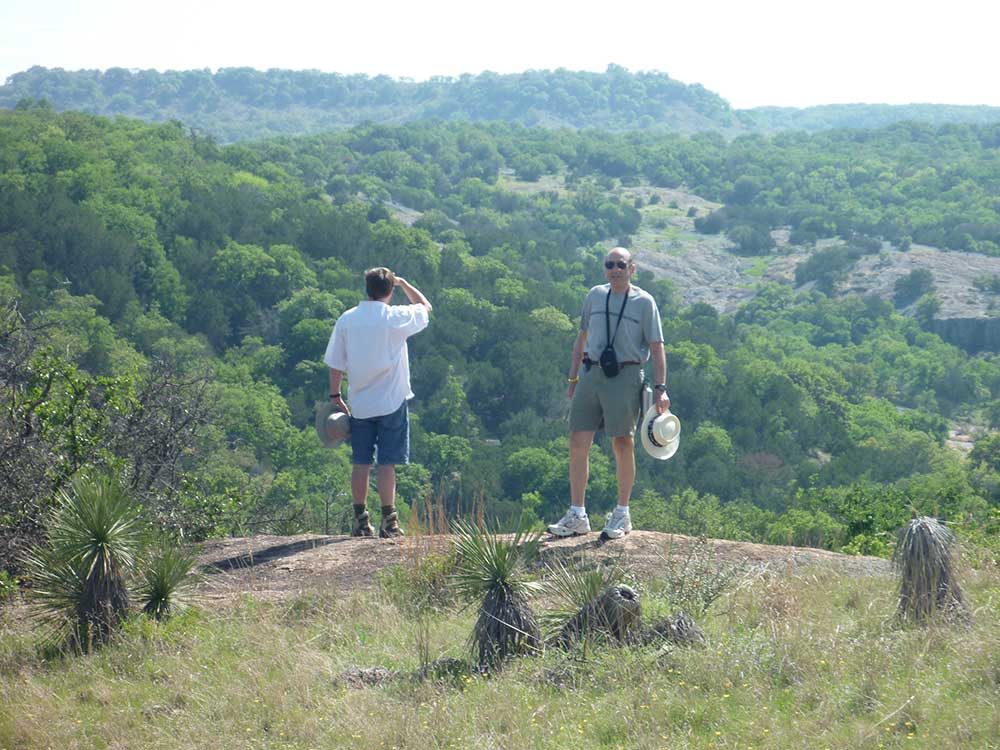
599, 345, 619, 378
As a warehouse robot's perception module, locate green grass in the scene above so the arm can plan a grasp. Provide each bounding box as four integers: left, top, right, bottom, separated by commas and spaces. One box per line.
745, 256, 774, 278
1, 565, 999, 749
497, 173, 566, 196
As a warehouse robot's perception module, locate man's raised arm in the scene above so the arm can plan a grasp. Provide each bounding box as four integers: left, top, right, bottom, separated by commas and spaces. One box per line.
394, 277, 432, 312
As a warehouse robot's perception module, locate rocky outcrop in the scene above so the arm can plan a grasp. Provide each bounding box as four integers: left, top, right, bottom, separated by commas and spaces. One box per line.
629, 195, 1000, 354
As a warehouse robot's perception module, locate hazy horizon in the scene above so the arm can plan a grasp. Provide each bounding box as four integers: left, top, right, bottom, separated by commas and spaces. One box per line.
3, 0, 999, 109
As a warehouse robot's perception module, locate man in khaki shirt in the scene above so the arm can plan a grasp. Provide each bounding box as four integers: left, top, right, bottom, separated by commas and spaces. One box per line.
548, 247, 670, 540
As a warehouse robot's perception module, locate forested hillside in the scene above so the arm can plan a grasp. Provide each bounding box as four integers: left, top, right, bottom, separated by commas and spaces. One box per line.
4, 66, 1000, 142
3, 104, 1000, 574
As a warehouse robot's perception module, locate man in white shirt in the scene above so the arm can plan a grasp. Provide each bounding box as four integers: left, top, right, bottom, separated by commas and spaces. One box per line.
324, 267, 432, 537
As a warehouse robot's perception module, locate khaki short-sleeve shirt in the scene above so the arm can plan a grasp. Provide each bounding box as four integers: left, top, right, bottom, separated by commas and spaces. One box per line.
580, 284, 663, 362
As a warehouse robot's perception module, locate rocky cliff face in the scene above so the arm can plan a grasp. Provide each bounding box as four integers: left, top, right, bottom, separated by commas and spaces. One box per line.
927, 317, 1000, 354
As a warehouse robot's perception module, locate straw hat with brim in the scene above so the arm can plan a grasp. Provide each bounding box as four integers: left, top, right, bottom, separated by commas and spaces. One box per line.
315, 401, 351, 447
639, 406, 680, 460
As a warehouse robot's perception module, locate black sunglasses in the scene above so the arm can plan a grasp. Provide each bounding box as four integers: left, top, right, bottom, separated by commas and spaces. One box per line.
604, 260, 628, 270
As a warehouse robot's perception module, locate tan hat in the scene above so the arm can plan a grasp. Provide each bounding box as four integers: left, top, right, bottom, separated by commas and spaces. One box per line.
639, 406, 680, 460
315, 401, 351, 447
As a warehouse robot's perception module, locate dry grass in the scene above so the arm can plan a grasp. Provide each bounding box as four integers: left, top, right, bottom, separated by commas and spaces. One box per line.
1, 560, 998, 749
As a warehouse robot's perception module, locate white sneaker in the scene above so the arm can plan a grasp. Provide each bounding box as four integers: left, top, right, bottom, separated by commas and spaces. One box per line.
601, 508, 632, 540
547, 510, 591, 537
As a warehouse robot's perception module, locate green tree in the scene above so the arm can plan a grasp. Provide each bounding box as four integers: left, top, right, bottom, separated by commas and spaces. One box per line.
894, 268, 935, 307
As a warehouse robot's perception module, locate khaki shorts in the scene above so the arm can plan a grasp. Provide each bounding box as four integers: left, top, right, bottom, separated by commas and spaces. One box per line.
569, 364, 642, 437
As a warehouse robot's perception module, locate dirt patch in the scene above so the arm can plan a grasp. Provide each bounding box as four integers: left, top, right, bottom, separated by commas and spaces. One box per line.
195, 531, 890, 605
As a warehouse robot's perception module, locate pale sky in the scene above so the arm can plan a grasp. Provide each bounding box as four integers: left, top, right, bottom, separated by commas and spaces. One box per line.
2, 0, 998, 109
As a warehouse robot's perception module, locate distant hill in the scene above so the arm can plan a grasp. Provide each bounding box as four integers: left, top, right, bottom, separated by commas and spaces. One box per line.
0, 65, 739, 142
5, 65, 999, 142
741, 103, 1000, 132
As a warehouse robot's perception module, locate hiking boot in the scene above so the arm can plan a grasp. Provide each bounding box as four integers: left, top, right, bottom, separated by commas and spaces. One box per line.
379, 509, 404, 538
547, 509, 591, 537
600, 507, 632, 540
352, 511, 375, 537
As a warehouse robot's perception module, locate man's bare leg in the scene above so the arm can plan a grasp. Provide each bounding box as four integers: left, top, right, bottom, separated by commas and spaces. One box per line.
569, 430, 596, 508
376, 464, 396, 507
351, 464, 371, 504
611, 435, 636, 506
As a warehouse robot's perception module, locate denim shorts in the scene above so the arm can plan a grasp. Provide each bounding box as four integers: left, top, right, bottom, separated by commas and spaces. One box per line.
349, 400, 409, 465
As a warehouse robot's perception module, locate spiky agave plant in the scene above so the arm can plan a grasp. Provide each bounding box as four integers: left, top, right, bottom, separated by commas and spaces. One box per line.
451, 520, 543, 671
541, 559, 615, 646
894, 516, 969, 624
23, 473, 141, 650
136, 544, 199, 620
542, 560, 641, 648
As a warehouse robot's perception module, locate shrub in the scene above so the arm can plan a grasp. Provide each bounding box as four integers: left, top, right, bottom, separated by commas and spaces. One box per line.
893, 268, 935, 308
649, 536, 748, 617
378, 547, 458, 615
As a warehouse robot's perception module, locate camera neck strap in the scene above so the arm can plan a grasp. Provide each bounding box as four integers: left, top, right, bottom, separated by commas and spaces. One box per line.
605, 287, 629, 351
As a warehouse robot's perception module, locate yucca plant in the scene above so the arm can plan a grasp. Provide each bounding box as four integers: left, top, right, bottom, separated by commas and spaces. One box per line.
541, 559, 615, 646
23, 472, 142, 650
894, 516, 969, 625
451, 520, 543, 671
542, 560, 641, 648
136, 544, 199, 621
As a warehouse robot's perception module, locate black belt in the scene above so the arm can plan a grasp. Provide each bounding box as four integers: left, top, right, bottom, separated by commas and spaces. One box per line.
582, 357, 640, 369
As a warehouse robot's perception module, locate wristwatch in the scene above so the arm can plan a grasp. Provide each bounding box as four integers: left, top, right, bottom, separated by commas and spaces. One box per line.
654, 384, 668, 393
